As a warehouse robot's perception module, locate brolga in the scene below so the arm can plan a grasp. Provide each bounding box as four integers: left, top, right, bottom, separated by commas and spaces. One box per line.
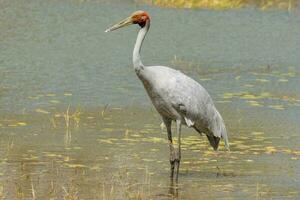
105, 11, 229, 181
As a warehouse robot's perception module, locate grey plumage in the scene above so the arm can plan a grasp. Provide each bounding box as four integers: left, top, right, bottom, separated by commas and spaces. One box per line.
138, 65, 229, 150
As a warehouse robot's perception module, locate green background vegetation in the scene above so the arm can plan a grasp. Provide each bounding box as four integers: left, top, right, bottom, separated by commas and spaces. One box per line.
143, 0, 296, 10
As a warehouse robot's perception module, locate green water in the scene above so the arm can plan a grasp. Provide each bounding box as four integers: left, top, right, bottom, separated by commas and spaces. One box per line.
0, 0, 300, 199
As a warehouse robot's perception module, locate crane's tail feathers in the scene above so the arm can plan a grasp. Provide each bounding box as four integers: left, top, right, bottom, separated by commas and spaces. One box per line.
223, 130, 230, 151
206, 135, 220, 151
210, 108, 230, 151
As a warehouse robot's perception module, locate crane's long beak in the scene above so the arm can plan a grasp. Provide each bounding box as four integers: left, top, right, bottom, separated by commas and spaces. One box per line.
105, 17, 132, 33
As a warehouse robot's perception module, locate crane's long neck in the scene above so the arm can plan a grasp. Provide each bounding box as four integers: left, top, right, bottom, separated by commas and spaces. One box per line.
133, 20, 150, 73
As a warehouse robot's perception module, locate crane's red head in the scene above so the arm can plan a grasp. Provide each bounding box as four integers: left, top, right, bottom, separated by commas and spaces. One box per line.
130, 10, 150, 27
105, 10, 150, 32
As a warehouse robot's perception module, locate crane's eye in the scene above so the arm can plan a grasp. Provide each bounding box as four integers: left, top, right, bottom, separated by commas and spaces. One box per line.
141, 16, 147, 21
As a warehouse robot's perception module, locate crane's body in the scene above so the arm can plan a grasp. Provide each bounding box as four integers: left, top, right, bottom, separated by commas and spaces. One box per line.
105, 10, 229, 181
138, 65, 228, 147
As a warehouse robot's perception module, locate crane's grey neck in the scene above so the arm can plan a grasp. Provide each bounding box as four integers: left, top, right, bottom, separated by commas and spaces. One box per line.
133, 20, 150, 73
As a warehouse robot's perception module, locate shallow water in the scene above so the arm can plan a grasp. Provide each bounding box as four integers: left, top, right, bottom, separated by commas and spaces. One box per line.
0, 0, 300, 199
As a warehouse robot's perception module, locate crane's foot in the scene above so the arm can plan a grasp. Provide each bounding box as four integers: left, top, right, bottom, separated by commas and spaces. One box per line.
170, 160, 175, 179
169, 177, 179, 198
174, 159, 180, 181
170, 159, 180, 181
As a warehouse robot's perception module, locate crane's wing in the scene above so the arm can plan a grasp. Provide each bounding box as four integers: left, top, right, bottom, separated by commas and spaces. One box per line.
174, 101, 229, 150
166, 71, 229, 150
142, 65, 229, 150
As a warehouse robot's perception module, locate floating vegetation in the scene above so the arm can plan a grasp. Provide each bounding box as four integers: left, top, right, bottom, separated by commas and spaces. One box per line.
265, 146, 278, 154
251, 131, 264, 136
0, 119, 28, 128
35, 108, 50, 114
268, 104, 285, 110
49, 100, 60, 104
64, 92, 73, 96
278, 78, 289, 83
255, 78, 270, 83
0, 105, 299, 199
65, 163, 87, 168
170, 56, 298, 111
293, 150, 300, 156
46, 93, 56, 97
98, 138, 118, 144
247, 100, 263, 107
221, 91, 299, 110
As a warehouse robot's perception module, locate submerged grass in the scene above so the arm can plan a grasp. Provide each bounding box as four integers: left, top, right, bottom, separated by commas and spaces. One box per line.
0, 106, 299, 199
101, 167, 152, 200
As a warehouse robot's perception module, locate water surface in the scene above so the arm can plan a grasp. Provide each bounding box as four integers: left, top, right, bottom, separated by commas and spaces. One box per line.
0, 0, 299, 199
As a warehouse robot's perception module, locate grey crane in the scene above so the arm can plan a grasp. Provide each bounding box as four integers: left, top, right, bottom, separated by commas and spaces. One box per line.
105, 10, 229, 181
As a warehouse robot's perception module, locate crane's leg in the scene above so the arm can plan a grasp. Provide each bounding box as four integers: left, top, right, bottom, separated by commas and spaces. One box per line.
163, 118, 175, 179
174, 119, 182, 181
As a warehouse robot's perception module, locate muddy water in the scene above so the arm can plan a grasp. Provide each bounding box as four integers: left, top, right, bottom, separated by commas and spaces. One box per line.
0, 105, 299, 199
0, 0, 300, 199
